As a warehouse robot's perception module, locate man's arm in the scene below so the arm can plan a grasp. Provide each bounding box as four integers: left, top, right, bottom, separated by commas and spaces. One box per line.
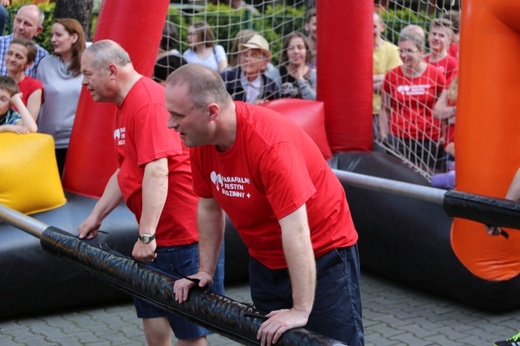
379, 88, 391, 141
197, 197, 226, 277
433, 89, 456, 120
174, 197, 225, 302
132, 157, 169, 263
505, 168, 520, 202
257, 204, 316, 346
78, 170, 124, 239
373, 74, 385, 92
487, 168, 520, 236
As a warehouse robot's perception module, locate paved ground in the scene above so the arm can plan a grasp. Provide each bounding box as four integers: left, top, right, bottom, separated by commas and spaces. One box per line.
0, 271, 519, 346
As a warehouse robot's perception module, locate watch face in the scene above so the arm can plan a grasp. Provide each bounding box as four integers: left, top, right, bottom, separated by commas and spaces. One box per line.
139, 234, 154, 244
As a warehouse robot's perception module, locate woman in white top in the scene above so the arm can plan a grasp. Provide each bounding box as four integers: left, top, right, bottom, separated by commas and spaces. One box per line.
183, 21, 228, 72
36, 18, 86, 177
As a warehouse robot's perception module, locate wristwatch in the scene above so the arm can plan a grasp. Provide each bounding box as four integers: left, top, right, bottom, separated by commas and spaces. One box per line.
138, 233, 155, 244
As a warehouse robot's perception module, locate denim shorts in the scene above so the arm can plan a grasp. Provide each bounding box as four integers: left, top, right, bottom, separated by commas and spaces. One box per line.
133, 242, 225, 340
249, 245, 364, 346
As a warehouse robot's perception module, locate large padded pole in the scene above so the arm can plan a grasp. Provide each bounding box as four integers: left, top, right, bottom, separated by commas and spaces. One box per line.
0, 203, 344, 345
38, 227, 345, 346
317, 0, 372, 152
62, 0, 170, 198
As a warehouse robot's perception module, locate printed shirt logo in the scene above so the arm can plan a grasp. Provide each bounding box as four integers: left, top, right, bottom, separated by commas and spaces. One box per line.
114, 127, 125, 145
210, 171, 251, 199
397, 84, 431, 96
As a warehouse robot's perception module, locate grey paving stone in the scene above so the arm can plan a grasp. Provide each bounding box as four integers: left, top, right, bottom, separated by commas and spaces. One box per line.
1, 273, 520, 345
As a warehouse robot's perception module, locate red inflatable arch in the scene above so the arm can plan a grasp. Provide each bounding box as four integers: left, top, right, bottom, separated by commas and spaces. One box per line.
62, 0, 170, 198
317, 1, 372, 152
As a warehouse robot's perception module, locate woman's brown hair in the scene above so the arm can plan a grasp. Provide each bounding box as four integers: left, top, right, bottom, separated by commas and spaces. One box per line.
54, 18, 86, 77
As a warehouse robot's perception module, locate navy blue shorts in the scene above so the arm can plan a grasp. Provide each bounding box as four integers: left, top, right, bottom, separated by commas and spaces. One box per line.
133, 242, 225, 340
249, 245, 364, 346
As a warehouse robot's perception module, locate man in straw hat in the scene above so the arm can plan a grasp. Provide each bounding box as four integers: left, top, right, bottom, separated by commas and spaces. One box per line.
220, 33, 279, 104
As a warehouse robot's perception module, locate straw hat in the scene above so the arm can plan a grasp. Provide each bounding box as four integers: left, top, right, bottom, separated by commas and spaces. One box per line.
239, 34, 271, 59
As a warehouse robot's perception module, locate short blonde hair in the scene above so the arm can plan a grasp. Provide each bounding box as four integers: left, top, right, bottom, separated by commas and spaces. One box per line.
399, 31, 425, 51
429, 18, 454, 38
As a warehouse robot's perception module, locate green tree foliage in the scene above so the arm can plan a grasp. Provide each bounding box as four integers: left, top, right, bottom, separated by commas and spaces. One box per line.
54, 0, 94, 41
381, 8, 433, 45
7, 3, 306, 65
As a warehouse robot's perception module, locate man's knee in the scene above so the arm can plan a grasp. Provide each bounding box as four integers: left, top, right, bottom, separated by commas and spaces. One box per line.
178, 336, 208, 346
142, 317, 172, 346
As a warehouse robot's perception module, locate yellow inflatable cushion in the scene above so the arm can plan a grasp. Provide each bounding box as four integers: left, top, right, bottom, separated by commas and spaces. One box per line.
0, 133, 66, 214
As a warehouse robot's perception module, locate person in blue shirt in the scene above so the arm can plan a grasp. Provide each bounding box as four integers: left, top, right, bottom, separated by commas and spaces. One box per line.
0, 4, 48, 78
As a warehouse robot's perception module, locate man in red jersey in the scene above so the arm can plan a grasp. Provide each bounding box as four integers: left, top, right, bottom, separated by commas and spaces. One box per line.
167, 63, 364, 346
77, 40, 224, 346
424, 18, 458, 83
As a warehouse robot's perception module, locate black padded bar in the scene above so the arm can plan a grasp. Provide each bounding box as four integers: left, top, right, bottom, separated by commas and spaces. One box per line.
444, 190, 520, 229
333, 169, 520, 230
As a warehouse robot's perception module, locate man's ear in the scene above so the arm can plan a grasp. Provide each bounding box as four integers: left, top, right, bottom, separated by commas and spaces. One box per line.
208, 103, 220, 121
33, 25, 43, 37
261, 56, 271, 70
107, 63, 118, 78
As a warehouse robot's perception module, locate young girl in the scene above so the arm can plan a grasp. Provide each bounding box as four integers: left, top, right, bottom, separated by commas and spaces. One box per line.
0, 75, 37, 134
5, 37, 43, 121
183, 21, 228, 72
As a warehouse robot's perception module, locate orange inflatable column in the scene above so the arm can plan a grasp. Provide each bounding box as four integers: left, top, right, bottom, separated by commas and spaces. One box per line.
317, 0, 372, 152
62, 0, 170, 198
452, 0, 520, 280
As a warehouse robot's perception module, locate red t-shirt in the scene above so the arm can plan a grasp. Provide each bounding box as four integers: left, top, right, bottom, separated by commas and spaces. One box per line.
18, 76, 43, 106
424, 54, 458, 83
190, 101, 358, 269
448, 43, 459, 59
383, 64, 446, 140
444, 81, 457, 148
115, 77, 198, 247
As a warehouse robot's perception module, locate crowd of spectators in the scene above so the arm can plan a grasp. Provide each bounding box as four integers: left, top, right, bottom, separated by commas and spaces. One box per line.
0, 3, 460, 187
374, 9, 460, 186
153, 6, 318, 104
0, 3, 321, 186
